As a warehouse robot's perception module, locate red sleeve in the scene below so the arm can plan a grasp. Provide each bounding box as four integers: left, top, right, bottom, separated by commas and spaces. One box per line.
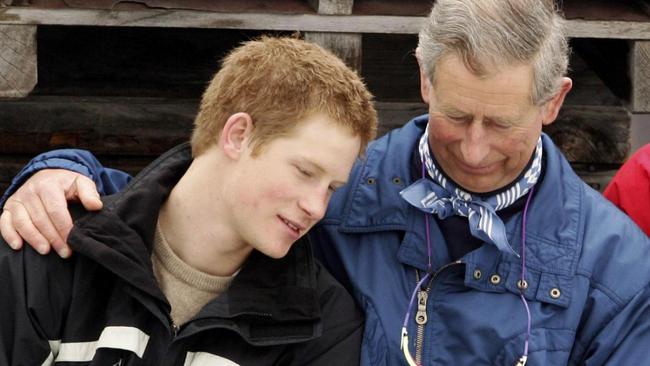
604, 144, 650, 236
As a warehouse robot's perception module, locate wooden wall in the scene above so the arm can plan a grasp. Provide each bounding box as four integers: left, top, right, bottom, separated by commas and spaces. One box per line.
0, 25, 632, 193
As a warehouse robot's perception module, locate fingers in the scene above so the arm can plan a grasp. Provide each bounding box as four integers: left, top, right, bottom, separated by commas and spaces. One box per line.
0, 169, 91, 258
68, 175, 103, 211
2, 199, 52, 255
38, 183, 74, 258
0, 210, 23, 250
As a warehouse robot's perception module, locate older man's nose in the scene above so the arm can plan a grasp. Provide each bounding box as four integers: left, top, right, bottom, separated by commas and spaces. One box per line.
460, 123, 490, 166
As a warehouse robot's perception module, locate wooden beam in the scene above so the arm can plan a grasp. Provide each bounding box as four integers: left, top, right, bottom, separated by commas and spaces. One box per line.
304, 0, 360, 71
0, 24, 36, 97
0, 97, 630, 165
2, 8, 650, 39
304, 32, 362, 71
630, 40, 650, 112
306, 0, 353, 15
0, 96, 197, 155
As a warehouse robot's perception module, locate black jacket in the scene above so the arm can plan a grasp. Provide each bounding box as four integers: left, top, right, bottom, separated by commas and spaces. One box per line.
0, 144, 363, 365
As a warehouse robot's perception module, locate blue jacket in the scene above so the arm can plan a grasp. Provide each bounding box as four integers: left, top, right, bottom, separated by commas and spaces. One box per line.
310, 115, 650, 365
5, 115, 650, 365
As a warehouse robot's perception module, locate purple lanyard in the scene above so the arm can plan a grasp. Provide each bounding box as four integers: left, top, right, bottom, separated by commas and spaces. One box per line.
400, 164, 534, 366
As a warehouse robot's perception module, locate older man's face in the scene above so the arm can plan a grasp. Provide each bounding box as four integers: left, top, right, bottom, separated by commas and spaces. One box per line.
420, 55, 557, 193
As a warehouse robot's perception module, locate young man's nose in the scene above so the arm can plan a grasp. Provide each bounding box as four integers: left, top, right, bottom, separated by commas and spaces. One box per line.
298, 188, 329, 221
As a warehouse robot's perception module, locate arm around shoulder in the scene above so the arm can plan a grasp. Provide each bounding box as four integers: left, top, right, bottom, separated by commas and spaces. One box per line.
1, 148, 132, 207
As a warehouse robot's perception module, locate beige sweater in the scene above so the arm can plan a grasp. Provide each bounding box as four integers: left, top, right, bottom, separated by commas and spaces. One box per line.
152, 222, 235, 325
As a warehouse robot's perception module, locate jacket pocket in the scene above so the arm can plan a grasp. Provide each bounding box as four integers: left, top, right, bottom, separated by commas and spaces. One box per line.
493, 328, 575, 365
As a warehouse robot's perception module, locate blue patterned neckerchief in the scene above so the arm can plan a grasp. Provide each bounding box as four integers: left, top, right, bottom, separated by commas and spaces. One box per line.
400, 124, 543, 256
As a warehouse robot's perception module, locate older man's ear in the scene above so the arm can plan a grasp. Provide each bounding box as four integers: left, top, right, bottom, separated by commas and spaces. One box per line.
541, 77, 573, 126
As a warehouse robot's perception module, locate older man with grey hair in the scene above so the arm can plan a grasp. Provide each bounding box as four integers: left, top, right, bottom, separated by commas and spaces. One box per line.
2, 0, 650, 365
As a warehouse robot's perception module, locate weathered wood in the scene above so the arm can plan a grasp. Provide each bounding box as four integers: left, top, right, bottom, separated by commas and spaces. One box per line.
304, 32, 362, 71
33, 26, 259, 98
0, 96, 197, 155
0, 24, 36, 97
0, 99, 624, 194
631, 41, 650, 112
544, 105, 630, 164
306, 0, 353, 15
2, 7, 650, 39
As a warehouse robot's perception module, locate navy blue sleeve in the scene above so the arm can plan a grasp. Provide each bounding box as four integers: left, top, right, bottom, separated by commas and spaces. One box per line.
1, 149, 133, 206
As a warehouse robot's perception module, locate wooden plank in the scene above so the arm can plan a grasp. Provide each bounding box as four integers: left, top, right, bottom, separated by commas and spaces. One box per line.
544, 105, 630, 165
631, 41, 650, 112
3, 8, 650, 39
0, 24, 36, 97
304, 32, 362, 71
0, 96, 197, 155
33, 26, 258, 98
306, 0, 353, 15
0, 98, 628, 193
0, 91, 627, 164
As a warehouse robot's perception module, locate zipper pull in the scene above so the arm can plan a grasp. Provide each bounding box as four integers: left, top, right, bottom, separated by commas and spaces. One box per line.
400, 327, 419, 366
415, 291, 428, 325
515, 355, 528, 366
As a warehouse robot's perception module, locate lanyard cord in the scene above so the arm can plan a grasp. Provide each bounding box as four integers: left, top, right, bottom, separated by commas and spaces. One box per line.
401, 162, 536, 366
516, 185, 536, 365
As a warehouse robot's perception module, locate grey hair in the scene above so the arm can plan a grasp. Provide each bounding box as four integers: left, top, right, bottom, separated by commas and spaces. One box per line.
417, 0, 569, 105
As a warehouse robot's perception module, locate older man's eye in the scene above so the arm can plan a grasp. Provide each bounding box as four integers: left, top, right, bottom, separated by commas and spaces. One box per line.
447, 115, 467, 123
489, 119, 512, 129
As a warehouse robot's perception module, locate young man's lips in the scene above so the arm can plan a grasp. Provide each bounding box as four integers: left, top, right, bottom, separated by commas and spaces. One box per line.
278, 215, 305, 238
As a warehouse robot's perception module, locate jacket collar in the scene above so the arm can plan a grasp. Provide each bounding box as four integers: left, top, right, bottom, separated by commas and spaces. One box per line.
68, 143, 322, 344
338, 115, 584, 279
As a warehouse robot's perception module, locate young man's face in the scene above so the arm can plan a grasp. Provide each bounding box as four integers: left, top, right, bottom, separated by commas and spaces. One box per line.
225, 113, 361, 258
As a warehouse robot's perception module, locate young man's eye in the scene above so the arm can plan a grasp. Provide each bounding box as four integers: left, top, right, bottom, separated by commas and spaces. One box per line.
296, 166, 313, 177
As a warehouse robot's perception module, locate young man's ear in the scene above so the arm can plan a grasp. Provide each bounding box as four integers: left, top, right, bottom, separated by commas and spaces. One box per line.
219, 112, 254, 159
541, 77, 572, 126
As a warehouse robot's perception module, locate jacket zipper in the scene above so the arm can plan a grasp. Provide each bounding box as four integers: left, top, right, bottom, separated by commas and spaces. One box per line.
414, 260, 463, 364
171, 320, 179, 337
